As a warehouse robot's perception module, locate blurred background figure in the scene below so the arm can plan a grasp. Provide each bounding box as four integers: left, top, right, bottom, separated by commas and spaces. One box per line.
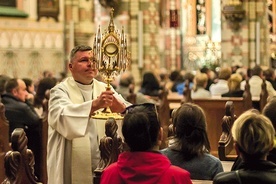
176, 72, 195, 95
0, 75, 11, 100
33, 77, 57, 117
222, 73, 244, 97
117, 71, 155, 104
139, 71, 162, 97
22, 78, 36, 105
263, 68, 276, 90
209, 67, 232, 97
191, 72, 211, 99
200, 67, 214, 91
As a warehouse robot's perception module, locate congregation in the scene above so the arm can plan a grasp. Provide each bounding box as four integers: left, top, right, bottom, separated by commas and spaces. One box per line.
1, 45, 276, 184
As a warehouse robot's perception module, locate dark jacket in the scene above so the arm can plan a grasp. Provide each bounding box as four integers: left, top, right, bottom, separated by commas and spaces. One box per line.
222, 90, 244, 97
1, 93, 40, 137
231, 148, 276, 171
1, 93, 42, 179
214, 160, 276, 184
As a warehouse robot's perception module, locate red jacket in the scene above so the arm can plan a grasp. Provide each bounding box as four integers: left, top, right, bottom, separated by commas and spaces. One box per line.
100, 151, 192, 184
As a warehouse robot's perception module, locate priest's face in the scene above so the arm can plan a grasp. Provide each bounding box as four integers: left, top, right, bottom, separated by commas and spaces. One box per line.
69, 50, 98, 84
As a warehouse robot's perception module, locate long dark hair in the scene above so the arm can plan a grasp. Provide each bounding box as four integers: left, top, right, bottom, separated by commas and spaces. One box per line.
171, 103, 210, 160
122, 103, 160, 151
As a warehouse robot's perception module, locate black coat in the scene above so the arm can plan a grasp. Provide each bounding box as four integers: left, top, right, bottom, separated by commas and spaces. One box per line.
214, 160, 276, 184
1, 93, 42, 179
1, 93, 40, 137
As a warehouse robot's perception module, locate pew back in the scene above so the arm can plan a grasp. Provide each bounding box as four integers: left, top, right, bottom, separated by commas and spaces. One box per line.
0, 103, 10, 183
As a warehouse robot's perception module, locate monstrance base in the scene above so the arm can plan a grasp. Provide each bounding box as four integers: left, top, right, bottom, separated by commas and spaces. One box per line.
91, 110, 124, 120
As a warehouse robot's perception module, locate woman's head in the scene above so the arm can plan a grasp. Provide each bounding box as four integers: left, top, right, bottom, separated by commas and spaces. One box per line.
141, 72, 160, 89
194, 73, 208, 88
34, 77, 57, 107
172, 103, 210, 160
122, 103, 160, 152
232, 110, 275, 161
227, 73, 242, 92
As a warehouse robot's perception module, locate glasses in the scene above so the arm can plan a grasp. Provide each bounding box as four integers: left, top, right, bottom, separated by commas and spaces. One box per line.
123, 103, 159, 120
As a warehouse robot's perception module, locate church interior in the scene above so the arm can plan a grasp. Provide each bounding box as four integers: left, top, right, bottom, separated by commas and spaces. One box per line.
1, 0, 276, 184
0, 0, 275, 81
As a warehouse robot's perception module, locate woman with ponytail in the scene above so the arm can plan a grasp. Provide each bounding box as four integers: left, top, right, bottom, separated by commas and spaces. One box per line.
161, 103, 223, 180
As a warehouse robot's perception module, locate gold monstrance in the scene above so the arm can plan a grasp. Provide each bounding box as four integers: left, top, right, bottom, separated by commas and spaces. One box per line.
91, 8, 130, 120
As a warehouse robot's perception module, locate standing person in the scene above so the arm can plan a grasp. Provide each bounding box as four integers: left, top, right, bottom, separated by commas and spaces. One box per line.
161, 103, 223, 180
100, 103, 192, 184
213, 110, 276, 183
1, 78, 41, 180
47, 45, 130, 184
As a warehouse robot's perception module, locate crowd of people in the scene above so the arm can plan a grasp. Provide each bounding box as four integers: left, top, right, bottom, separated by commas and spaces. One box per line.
1, 45, 276, 184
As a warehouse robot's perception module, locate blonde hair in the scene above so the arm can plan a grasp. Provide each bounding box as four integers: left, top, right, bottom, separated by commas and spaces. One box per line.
228, 73, 242, 91
232, 110, 275, 158
218, 67, 232, 80
194, 73, 208, 91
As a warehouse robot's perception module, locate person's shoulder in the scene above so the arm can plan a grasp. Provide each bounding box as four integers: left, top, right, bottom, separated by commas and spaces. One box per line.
101, 162, 121, 184
160, 147, 175, 156
213, 171, 237, 184
164, 165, 192, 183
202, 153, 223, 168
101, 162, 119, 177
170, 164, 189, 172
203, 153, 221, 161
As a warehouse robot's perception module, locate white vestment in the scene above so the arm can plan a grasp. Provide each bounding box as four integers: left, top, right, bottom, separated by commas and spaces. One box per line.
47, 77, 129, 184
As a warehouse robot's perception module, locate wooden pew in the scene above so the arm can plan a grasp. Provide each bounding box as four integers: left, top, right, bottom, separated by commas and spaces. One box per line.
218, 101, 237, 161
0, 103, 11, 183
94, 118, 123, 184
192, 97, 251, 156
260, 79, 268, 112
2, 128, 38, 184
157, 89, 171, 149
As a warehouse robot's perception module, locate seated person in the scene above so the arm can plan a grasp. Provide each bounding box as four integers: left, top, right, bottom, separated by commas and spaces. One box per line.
1, 78, 41, 180
100, 103, 192, 184
161, 103, 223, 180
116, 71, 155, 104
222, 73, 244, 97
176, 72, 194, 95
191, 73, 211, 99
263, 68, 276, 90
139, 72, 161, 97
231, 97, 276, 170
213, 110, 276, 184
240, 65, 276, 100
22, 78, 36, 105
209, 67, 232, 97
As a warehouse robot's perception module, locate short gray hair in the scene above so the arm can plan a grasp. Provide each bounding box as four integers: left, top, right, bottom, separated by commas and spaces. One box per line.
69, 45, 92, 62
